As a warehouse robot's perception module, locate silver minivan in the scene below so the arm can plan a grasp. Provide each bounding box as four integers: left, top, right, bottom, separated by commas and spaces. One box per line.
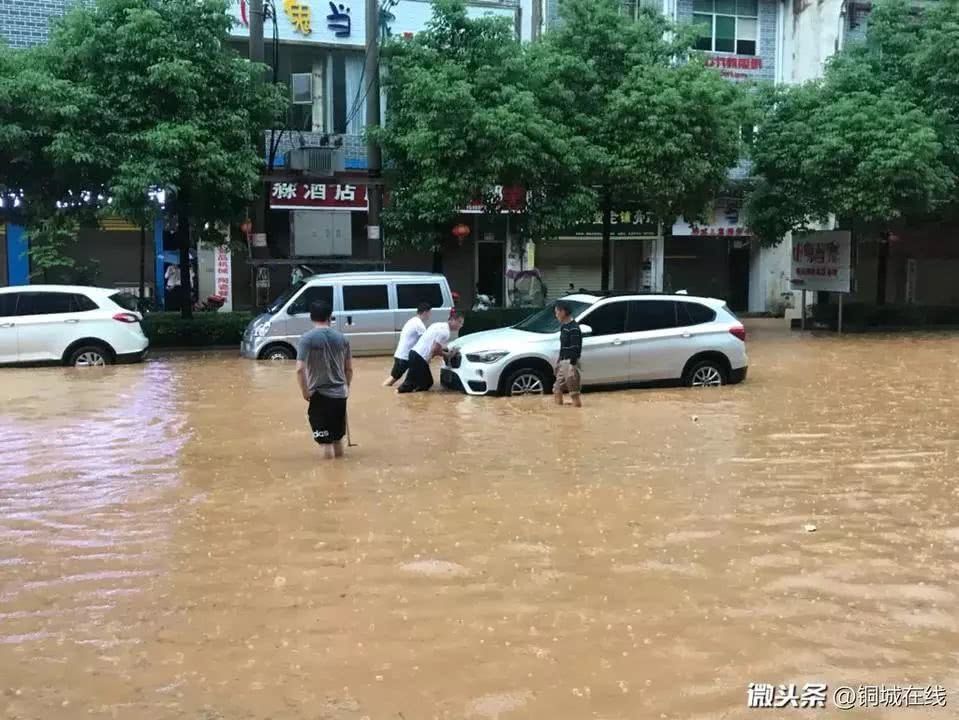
240, 272, 455, 359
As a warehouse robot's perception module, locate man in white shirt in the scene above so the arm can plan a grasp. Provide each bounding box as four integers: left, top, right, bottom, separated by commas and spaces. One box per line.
398, 312, 464, 393
384, 302, 431, 387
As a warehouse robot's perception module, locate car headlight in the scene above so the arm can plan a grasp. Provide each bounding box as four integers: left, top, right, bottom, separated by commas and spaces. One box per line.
465, 350, 509, 364
253, 321, 272, 338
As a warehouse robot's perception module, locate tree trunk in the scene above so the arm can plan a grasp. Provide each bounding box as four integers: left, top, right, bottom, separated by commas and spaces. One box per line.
876, 234, 889, 306
138, 224, 146, 302
600, 190, 612, 293
176, 200, 194, 320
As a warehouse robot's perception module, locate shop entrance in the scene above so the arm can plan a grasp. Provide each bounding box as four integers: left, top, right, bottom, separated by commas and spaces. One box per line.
728, 240, 751, 312
476, 241, 505, 307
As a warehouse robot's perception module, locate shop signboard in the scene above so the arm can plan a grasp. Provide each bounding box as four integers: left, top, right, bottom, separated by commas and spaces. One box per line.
229, 0, 365, 46
563, 209, 658, 238
790, 230, 852, 293
213, 245, 233, 311
672, 200, 749, 237
270, 182, 368, 210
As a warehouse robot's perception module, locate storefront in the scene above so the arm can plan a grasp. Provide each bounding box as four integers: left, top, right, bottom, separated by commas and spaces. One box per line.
538, 211, 661, 300
668, 199, 752, 310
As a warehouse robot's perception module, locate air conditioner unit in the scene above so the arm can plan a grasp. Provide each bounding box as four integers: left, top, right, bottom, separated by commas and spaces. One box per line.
284, 147, 344, 176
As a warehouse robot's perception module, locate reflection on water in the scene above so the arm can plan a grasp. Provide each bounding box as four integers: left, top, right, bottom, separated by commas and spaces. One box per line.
1, 324, 958, 719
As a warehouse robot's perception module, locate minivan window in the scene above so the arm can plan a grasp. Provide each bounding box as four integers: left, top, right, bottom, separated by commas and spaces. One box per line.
17, 292, 77, 316
0, 293, 18, 318
396, 283, 444, 309
627, 300, 678, 331
343, 284, 389, 311
581, 301, 628, 336
513, 300, 591, 334
267, 281, 305, 314
678, 302, 716, 326
287, 285, 334, 315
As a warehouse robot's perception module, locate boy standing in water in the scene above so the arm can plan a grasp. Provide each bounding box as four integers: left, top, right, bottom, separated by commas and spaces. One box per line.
553, 300, 582, 408
296, 301, 353, 459
384, 302, 431, 387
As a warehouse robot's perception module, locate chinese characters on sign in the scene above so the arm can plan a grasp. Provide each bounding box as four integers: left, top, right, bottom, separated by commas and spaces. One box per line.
690, 226, 748, 237
747, 683, 948, 710
213, 245, 233, 312
269, 182, 368, 210
705, 54, 763, 80
283, 0, 312, 35
790, 230, 852, 293
462, 185, 528, 214
326, 1, 351, 37
672, 200, 749, 237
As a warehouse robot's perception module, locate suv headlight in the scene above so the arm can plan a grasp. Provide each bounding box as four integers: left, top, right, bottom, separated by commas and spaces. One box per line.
466, 350, 509, 364
253, 320, 272, 337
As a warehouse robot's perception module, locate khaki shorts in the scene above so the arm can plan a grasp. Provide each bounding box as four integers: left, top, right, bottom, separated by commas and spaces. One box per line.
553, 359, 581, 395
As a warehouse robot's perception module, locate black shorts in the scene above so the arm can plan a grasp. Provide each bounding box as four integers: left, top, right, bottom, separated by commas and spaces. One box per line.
308, 393, 347, 444
390, 357, 409, 380
397, 351, 434, 393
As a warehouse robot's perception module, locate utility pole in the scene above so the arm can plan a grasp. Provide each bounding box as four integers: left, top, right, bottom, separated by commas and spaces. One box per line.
249, 0, 268, 267
365, 0, 383, 264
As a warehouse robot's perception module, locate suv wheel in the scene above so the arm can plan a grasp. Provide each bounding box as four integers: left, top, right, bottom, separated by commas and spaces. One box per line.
261, 344, 294, 361
684, 359, 727, 387
69, 345, 111, 367
503, 366, 549, 396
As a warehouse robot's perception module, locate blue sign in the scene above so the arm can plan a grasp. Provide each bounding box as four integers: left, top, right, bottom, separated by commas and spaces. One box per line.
327, 2, 351, 37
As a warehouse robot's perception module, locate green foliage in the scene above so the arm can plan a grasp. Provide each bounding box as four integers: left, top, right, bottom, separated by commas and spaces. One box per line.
746, 0, 959, 245
141, 311, 254, 347
26, 215, 79, 282
530, 0, 743, 222
373, 0, 594, 251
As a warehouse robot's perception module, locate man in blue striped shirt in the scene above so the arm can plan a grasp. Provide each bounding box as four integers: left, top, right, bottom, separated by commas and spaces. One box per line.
553, 301, 582, 407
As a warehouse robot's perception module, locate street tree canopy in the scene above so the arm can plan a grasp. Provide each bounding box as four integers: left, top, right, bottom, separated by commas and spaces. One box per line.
1, 0, 283, 316
526, 0, 743, 288
745, 0, 959, 245
373, 0, 594, 254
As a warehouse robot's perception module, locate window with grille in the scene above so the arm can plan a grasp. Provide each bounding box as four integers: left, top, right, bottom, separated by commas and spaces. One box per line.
693, 0, 759, 55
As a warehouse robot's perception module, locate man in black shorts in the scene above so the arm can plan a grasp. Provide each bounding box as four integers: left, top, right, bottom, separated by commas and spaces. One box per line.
296, 300, 353, 459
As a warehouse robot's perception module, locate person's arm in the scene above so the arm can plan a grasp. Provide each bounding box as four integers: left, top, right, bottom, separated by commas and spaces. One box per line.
296, 337, 311, 401
568, 324, 583, 365
344, 341, 353, 387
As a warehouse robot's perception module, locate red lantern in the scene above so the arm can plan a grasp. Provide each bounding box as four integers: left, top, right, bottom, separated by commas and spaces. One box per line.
240, 218, 253, 236
452, 223, 471, 246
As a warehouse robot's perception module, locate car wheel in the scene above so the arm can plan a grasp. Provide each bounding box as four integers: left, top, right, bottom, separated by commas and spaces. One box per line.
684, 359, 727, 388
68, 345, 111, 367
503, 366, 549, 396
261, 344, 294, 361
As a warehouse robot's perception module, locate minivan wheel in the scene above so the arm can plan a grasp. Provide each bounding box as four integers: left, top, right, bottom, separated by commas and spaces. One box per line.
261, 344, 295, 361
503, 366, 549, 397
684, 359, 727, 388
69, 345, 111, 367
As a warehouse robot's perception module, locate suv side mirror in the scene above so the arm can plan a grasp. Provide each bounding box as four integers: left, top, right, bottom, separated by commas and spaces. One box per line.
580, 324, 593, 337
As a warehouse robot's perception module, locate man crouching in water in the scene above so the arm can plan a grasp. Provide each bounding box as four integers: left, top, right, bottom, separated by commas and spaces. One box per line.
296, 300, 353, 459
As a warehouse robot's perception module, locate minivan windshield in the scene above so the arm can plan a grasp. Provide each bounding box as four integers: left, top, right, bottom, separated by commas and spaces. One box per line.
266, 281, 305, 314
513, 299, 592, 334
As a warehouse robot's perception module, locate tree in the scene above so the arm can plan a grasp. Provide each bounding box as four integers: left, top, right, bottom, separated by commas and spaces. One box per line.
745, 0, 958, 252
373, 0, 594, 266
35, 0, 284, 317
528, 0, 743, 290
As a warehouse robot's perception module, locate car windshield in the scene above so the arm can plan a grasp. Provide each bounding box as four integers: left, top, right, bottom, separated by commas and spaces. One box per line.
513, 299, 592, 334
266, 281, 305, 314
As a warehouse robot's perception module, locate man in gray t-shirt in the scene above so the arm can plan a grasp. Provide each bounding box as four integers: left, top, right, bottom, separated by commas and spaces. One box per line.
296, 300, 353, 459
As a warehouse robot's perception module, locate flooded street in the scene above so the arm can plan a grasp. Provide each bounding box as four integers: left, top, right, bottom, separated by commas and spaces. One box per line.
1, 322, 958, 719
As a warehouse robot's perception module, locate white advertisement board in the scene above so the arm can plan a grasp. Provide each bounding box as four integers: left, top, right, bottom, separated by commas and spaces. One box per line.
790, 230, 851, 293
228, 0, 517, 46
213, 245, 234, 311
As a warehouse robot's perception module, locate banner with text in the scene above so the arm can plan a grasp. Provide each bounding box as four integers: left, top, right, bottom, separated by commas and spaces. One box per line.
790, 230, 852, 293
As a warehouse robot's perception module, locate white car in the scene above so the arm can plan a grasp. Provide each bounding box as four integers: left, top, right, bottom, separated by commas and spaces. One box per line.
440, 293, 748, 396
0, 285, 149, 367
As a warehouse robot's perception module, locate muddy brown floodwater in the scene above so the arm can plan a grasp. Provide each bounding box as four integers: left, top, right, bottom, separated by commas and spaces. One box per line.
1, 321, 959, 720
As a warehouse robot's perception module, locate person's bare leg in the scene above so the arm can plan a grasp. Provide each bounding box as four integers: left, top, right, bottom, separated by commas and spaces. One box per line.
571, 392, 582, 408
383, 376, 396, 387
332, 440, 345, 458
554, 388, 565, 405
321, 444, 336, 460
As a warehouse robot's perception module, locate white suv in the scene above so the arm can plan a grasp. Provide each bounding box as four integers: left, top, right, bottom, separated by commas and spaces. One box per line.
0, 285, 149, 367
441, 294, 748, 396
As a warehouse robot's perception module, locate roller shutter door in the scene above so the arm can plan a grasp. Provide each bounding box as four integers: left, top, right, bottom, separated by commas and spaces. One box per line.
537, 238, 602, 299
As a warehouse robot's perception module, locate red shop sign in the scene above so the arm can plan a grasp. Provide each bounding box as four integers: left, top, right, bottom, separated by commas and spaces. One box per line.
269, 182, 368, 210
705, 55, 763, 71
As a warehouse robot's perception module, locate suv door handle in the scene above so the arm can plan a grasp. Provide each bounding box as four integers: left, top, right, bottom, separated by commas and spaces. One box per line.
682, 332, 692, 338
65, 319, 80, 324
0, 322, 13, 328
346, 315, 353, 325
612, 338, 624, 346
